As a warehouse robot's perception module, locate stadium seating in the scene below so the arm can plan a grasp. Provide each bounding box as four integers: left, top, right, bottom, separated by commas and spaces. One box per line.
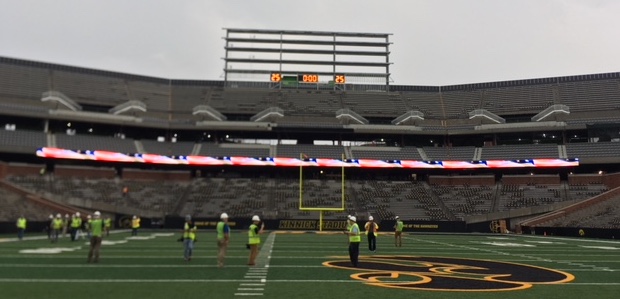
199, 142, 270, 157
481, 84, 554, 116
431, 184, 494, 219
0, 62, 50, 100
0, 129, 47, 153
6, 174, 186, 216
566, 142, 620, 159
423, 146, 476, 161
52, 70, 129, 106
351, 147, 423, 160
0, 186, 55, 221
558, 79, 620, 112
400, 91, 443, 119
55, 133, 137, 153
276, 144, 344, 159
480, 143, 559, 160
4, 57, 620, 230
141, 140, 196, 156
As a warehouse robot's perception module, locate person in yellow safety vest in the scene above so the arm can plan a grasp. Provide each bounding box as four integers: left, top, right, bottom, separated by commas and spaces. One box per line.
16, 216, 27, 240
394, 216, 404, 247
182, 215, 197, 262
51, 214, 63, 243
131, 215, 140, 236
216, 213, 231, 268
344, 216, 361, 267
247, 215, 264, 266
364, 216, 379, 252
104, 217, 112, 236
87, 211, 104, 263
71, 213, 83, 241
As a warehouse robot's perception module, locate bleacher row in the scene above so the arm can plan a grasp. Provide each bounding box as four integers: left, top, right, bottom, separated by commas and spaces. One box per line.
546, 195, 620, 229
1, 58, 619, 122
3, 174, 610, 226
5, 129, 620, 160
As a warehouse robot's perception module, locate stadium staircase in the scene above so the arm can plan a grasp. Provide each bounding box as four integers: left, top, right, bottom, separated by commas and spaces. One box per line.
47, 132, 56, 148
558, 145, 567, 159
171, 180, 197, 216
490, 181, 502, 212
473, 147, 482, 160
417, 148, 428, 161
422, 181, 456, 220
560, 181, 570, 201
344, 146, 353, 159
191, 143, 201, 155
345, 180, 360, 215
135, 140, 145, 153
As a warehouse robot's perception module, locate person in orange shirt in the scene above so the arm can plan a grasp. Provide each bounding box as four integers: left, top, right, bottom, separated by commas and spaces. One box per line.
364, 216, 379, 252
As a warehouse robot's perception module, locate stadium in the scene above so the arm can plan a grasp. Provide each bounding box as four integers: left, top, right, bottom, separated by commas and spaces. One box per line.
1, 28, 619, 298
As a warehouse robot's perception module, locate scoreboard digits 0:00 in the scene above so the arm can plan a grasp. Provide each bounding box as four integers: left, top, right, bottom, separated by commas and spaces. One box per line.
298, 74, 319, 83
270, 73, 346, 84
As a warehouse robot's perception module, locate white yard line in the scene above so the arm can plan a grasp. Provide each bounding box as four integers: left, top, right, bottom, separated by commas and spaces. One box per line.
234, 231, 276, 297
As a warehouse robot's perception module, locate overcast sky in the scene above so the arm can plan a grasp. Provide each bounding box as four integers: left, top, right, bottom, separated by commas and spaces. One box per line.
1, 0, 619, 86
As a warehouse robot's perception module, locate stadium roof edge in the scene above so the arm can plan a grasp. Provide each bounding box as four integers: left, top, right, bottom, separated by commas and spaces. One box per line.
1, 55, 619, 90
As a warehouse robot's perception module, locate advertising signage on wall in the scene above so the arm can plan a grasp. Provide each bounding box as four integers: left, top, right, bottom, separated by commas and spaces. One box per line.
36, 147, 579, 169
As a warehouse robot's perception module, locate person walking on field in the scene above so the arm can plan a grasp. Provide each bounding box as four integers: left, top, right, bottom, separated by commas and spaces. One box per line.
51, 214, 63, 243
131, 215, 140, 236
364, 216, 379, 252
394, 216, 404, 247
104, 217, 112, 236
87, 211, 104, 263
71, 213, 83, 241
16, 215, 26, 240
247, 215, 264, 266
183, 215, 197, 262
216, 213, 230, 268
345, 216, 361, 267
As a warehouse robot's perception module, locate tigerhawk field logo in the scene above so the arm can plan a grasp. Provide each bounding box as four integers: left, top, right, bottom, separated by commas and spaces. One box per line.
323, 255, 574, 292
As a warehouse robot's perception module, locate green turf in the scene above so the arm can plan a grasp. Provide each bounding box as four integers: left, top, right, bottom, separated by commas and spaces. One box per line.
1, 230, 619, 298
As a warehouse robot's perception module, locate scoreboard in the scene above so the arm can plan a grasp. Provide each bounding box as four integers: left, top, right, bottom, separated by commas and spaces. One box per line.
270, 73, 346, 84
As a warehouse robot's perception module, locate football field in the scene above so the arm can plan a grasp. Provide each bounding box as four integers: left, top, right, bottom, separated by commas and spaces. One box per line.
1, 230, 619, 298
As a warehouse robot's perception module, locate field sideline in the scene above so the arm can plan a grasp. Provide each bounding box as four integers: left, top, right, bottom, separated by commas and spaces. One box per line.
1, 230, 619, 299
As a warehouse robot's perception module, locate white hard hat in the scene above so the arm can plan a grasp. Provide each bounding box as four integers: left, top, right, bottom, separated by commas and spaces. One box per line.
252, 215, 260, 222
87, 215, 91, 219
65, 214, 69, 218
349, 216, 356, 222
395, 216, 399, 219
56, 213, 61, 218
49, 214, 54, 219
347, 215, 352, 220
220, 213, 229, 219
76, 212, 80, 217
368, 216, 374, 221
133, 215, 137, 219
94, 211, 101, 217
